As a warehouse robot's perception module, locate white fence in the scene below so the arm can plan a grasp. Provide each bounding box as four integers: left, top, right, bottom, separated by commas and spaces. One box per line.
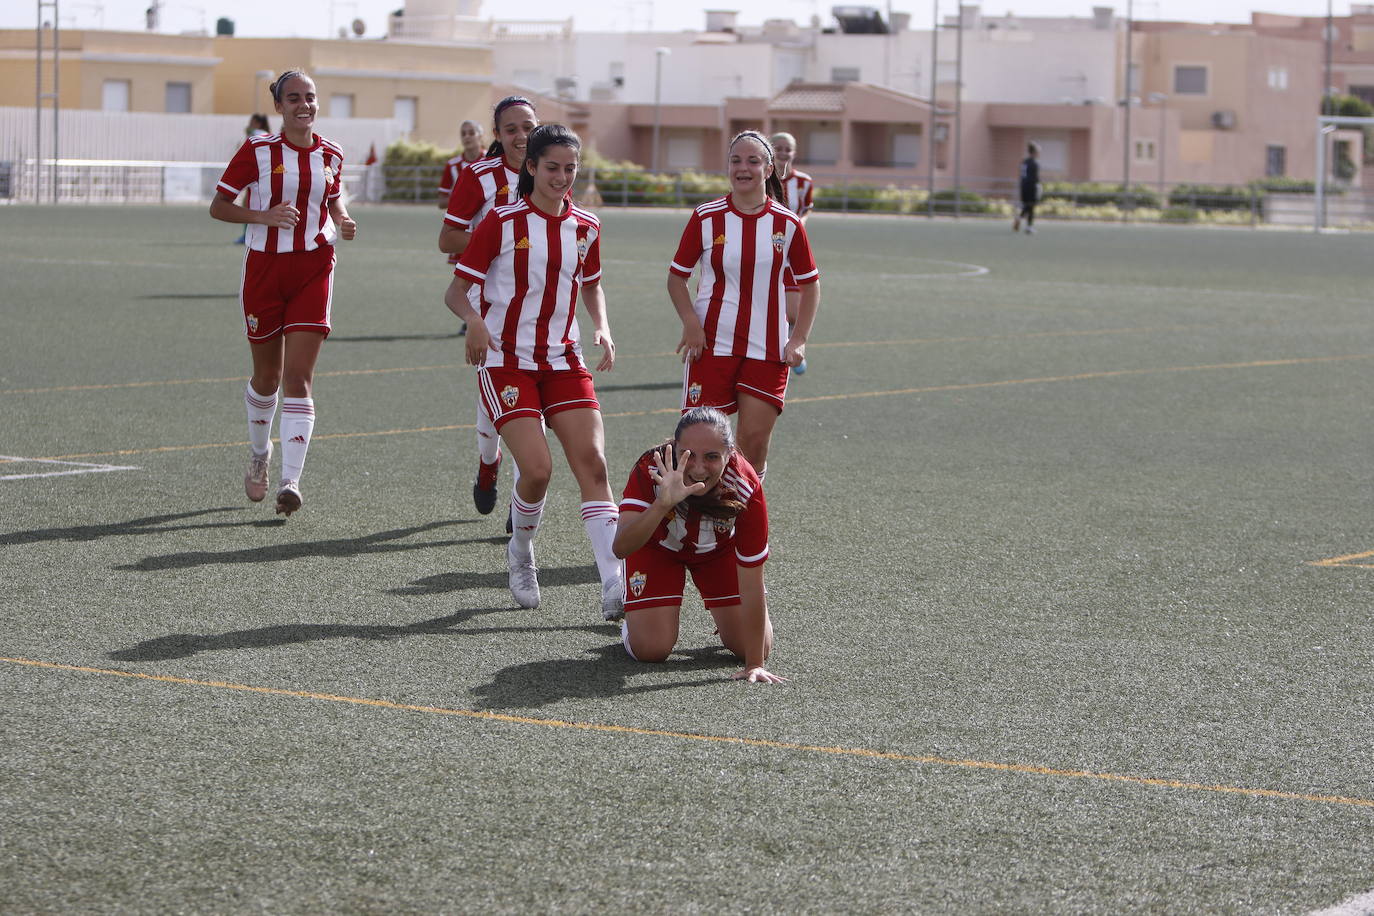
1, 107, 402, 202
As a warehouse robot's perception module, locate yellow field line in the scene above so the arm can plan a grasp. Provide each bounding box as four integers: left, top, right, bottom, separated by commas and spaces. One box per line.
34, 354, 1373, 462
3, 655, 1371, 811
0, 326, 1201, 396
1308, 550, 1374, 569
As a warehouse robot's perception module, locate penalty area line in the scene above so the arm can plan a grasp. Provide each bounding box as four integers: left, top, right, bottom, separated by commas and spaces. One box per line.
4, 655, 1374, 812
0, 455, 140, 481
1308, 887, 1374, 916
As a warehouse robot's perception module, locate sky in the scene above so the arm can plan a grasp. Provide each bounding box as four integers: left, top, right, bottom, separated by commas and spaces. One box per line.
2, 0, 1346, 38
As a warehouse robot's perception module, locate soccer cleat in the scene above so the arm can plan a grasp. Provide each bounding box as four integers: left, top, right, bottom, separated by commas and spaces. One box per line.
1025, 226, 1035, 235
1011, 218, 1020, 232
473, 453, 501, 515
601, 574, 626, 622
507, 541, 540, 609
791, 357, 807, 376
244, 444, 272, 502
275, 479, 302, 516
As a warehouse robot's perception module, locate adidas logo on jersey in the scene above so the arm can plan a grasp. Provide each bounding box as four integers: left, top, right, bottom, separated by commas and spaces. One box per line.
713, 234, 727, 246
272, 164, 286, 174
498, 184, 510, 196
288, 435, 307, 443
514, 237, 530, 250
629, 570, 647, 597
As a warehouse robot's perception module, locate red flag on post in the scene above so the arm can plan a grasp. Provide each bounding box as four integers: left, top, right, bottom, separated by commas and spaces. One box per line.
365, 143, 378, 166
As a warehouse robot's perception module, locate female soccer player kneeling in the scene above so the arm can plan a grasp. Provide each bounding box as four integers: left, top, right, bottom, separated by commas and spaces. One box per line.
613, 407, 784, 684
444, 124, 625, 620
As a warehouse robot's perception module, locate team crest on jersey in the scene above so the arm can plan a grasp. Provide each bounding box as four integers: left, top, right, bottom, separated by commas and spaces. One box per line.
628, 570, 647, 597
514, 237, 530, 250
576, 236, 590, 260
500, 385, 520, 408
712, 518, 735, 534
246, 314, 259, 333
322, 166, 333, 178
713, 234, 727, 246
272, 164, 286, 174
687, 382, 702, 405
771, 231, 785, 253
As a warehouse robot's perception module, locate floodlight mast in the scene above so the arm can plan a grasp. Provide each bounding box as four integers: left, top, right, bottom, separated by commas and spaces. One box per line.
1313, 114, 1374, 233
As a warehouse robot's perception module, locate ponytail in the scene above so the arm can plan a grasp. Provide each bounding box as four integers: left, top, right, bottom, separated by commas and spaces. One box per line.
488, 95, 537, 160
517, 124, 581, 199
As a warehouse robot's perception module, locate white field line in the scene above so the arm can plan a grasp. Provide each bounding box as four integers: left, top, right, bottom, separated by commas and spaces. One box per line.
1309, 888, 1374, 916
0, 455, 140, 481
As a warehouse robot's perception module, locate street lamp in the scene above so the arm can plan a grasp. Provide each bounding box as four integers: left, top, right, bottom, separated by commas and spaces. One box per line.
1148, 91, 1167, 198
652, 47, 670, 173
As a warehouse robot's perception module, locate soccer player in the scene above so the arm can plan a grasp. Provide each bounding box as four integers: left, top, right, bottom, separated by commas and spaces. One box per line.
443, 124, 625, 621
667, 130, 821, 480
440, 97, 539, 517
436, 119, 486, 210
210, 69, 357, 517
770, 131, 816, 375
613, 407, 782, 684
1013, 141, 1041, 234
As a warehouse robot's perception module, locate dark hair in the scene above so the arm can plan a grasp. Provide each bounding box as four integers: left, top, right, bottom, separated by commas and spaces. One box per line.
730, 130, 786, 205
1028, 141, 1041, 156
517, 124, 581, 199
660, 407, 745, 520
269, 69, 310, 104
486, 95, 538, 160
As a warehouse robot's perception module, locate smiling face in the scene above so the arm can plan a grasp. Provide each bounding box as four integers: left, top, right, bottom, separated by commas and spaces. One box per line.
527, 142, 578, 210
497, 104, 538, 167
771, 135, 795, 171
273, 75, 317, 141
675, 422, 730, 494
728, 135, 773, 199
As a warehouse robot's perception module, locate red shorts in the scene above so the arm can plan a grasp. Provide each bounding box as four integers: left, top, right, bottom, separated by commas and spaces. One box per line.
478, 365, 599, 431
682, 354, 788, 415
241, 246, 335, 341
623, 543, 741, 613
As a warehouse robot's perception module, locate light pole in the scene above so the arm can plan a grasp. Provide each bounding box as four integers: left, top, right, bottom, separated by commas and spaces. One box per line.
1121, 0, 1133, 210
1148, 91, 1167, 198
652, 47, 670, 172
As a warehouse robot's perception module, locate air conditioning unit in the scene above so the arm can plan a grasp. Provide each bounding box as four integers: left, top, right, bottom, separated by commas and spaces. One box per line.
1212, 109, 1237, 130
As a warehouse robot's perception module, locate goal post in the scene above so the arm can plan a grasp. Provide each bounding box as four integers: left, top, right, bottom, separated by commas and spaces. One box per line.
1314, 114, 1374, 233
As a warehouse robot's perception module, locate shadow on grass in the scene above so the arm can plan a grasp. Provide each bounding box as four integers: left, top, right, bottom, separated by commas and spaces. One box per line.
471, 643, 738, 709
390, 562, 600, 596
0, 507, 277, 547
139, 293, 239, 300
116, 519, 488, 571
329, 332, 464, 343
592, 380, 682, 394
108, 608, 609, 662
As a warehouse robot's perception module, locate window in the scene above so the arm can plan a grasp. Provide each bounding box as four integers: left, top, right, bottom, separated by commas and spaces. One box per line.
102, 79, 130, 112
1266, 144, 1286, 177
1134, 139, 1157, 162
1351, 85, 1374, 107
666, 136, 701, 170
331, 93, 354, 118
1267, 66, 1288, 91
1173, 65, 1207, 95
831, 67, 861, 83
892, 132, 921, 167
165, 82, 191, 113
394, 96, 418, 135
806, 130, 841, 165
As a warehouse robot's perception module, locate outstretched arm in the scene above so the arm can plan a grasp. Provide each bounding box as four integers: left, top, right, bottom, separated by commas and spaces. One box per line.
729, 563, 783, 684
613, 445, 704, 558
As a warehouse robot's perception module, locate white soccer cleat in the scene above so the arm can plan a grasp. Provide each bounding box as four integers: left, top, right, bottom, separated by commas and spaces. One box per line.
507, 540, 540, 609
601, 574, 626, 622
275, 479, 302, 516
244, 445, 272, 503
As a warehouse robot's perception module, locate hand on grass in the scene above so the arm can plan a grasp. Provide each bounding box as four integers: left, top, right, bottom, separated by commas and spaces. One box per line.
732, 666, 787, 684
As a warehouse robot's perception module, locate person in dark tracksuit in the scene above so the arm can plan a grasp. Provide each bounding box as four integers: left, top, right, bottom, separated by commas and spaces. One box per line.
1012, 141, 1041, 234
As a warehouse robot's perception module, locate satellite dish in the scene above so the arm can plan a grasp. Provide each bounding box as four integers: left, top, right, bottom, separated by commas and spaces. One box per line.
352, 18, 366, 36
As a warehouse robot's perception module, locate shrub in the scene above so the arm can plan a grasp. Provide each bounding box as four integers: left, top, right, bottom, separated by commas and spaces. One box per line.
1167, 183, 1256, 212
1042, 182, 1161, 209
381, 138, 450, 202
927, 189, 990, 214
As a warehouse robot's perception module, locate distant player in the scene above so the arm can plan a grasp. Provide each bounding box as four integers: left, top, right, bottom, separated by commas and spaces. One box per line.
210, 69, 357, 517
436, 120, 487, 337
770, 131, 816, 375
440, 97, 539, 518
613, 407, 783, 684
1013, 141, 1041, 234
668, 130, 821, 480
444, 124, 625, 621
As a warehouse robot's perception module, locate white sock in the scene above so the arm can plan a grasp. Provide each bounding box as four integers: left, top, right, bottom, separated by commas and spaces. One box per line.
279, 397, 315, 483
757, 463, 767, 481
476, 398, 501, 464
581, 501, 622, 586
245, 384, 278, 455
510, 492, 544, 553
620, 618, 638, 660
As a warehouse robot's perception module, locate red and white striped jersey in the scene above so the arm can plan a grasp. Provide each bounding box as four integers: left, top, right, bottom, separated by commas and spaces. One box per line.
669, 195, 819, 361
444, 155, 520, 232
436, 152, 481, 198
781, 169, 815, 217
455, 198, 603, 372
619, 449, 768, 565
217, 133, 343, 253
